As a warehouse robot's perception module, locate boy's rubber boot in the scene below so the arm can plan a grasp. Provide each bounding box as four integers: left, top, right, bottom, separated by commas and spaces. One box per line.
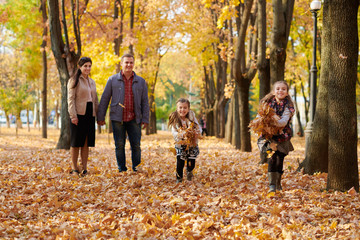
276, 172, 283, 191
268, 172, 277, 193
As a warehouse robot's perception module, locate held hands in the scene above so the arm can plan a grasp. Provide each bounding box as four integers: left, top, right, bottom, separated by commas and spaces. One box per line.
97, 120, 106, 126
141, 122, 148, 129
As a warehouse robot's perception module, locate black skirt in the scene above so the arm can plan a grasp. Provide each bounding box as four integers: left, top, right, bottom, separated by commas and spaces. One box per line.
70, 102, 95, 147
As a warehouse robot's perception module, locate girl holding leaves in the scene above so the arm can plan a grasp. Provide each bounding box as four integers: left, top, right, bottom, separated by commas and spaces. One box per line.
168, 98, 202, 183
250, 81, 295, 192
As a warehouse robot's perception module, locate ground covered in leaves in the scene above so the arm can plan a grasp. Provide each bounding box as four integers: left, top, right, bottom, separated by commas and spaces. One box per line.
0, 127, 359, 239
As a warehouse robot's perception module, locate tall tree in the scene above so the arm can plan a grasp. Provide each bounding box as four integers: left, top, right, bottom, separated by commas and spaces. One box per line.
326, 0, 359, 192
232, 0, 257, 151
136, 0, 183, 134
299, 3, 329, 174
40, 0, 48, 138
128, 0, 135, 54
113, 0, 125, 72
257, 0, 270, 100
47, 0, 88, 149
269, 0, 295, 84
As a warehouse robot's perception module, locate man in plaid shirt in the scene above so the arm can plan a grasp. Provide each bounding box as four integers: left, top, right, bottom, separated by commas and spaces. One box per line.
97, 53, 150, 172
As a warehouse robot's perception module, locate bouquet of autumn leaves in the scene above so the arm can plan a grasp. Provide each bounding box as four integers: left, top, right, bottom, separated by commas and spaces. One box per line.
176, 122, 202, 149
248, 104, 283, 140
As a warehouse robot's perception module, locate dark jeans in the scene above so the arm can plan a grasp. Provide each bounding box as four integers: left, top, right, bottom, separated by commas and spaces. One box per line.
112, 119, 141, 172
176, 156, 195, 180
268, 151, 286, 173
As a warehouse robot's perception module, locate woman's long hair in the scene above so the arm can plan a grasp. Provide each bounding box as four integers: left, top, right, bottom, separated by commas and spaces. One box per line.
72, 57, 92, 88
168, 98, 191, 128
260, 81, 294, 107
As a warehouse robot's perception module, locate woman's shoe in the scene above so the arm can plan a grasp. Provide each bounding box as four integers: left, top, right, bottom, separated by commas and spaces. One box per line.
70, 169, 80, 174
82, 170, 88, 175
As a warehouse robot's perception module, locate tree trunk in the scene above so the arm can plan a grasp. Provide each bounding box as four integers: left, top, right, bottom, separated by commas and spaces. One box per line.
269, 0, 295, 84
301, 81, 309, 123
129, 0, 135, 54
202, 64, 216, 137
114, 0, 124, 72
299, 2, 330, 175
16, 112, 22, 129
146, 93, 157, 135
212, 99, 218, 137
26, 109, 30, 132
257, 0, 270, 99
232, 86, 240, 149
327, 0, 359, 192
293, 85, 303, 137
206, 110, 215, 137
146, 55, 162, 135
48, 0, 72, 149
238, 81, 252, 151
217, 94, 227, 138
55, 100, 60, 130
225, 98, 233, 143
233, 0, 255, 151
41, 0, 48, 139
5, 113, 10, 128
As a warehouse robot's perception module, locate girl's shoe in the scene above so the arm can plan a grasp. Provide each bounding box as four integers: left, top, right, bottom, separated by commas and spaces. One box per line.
176, 178, 183, 183
268, 172, 277, 193
82, 170, 88, 175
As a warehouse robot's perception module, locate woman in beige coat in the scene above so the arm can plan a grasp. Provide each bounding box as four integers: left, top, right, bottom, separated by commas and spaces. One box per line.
67, 57, 98, 175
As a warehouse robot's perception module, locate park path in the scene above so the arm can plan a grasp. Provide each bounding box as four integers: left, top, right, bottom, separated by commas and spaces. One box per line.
0, 128, 359, 239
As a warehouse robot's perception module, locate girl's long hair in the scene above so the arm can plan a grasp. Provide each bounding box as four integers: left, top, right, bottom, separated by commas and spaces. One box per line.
168, 98, 191, 128
260, 81, 294, 107
72, 57, 92, 88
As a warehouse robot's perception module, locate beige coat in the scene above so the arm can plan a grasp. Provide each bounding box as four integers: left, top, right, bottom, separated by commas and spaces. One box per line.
67, 75, 99, 120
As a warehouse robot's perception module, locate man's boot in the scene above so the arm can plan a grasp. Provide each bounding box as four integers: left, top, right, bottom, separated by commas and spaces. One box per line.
276, 172, 282, 191
268, 172, 277, 192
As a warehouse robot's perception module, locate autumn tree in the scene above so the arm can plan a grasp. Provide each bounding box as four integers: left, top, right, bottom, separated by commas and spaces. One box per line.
40, 0, 48, 138
0, 0, 43, 130
231, 0, 257, 151
134, 0, 185, 135
299, 0, 359, 192
47, 0, 89, 149
269, 0, 295, 84
184, 0, 232, 138
257, 0, 270, 100
326, 0, 359, 191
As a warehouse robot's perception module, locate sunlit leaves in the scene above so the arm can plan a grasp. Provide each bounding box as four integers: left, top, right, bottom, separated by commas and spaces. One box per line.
0, 128, 359, 238
248, 104, 284, 139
